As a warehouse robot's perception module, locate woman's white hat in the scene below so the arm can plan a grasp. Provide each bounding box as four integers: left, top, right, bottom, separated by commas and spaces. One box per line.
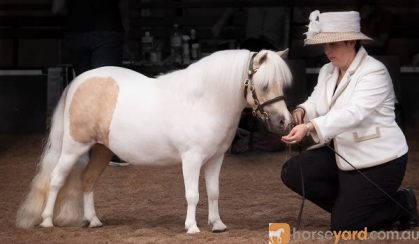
304, 10, 372, 45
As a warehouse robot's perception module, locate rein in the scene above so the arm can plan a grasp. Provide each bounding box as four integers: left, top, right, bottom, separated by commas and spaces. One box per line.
243, 52, 286, 130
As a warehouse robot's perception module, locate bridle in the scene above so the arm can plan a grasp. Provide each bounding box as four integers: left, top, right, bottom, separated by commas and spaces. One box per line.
243, 52, 286, 130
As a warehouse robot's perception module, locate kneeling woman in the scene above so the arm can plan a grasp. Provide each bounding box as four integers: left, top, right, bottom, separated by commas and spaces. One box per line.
281, 10, 417, 231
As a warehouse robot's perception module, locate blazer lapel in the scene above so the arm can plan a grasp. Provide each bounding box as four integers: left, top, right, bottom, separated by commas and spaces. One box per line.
330, 73, 350, 108
326, 68, 338, 106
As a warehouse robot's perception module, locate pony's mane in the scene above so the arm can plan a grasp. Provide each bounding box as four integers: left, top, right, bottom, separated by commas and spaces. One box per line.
157, 50, 251, 101
156, 49, 292, 109
157, 49, 291, 89
157, 49, 250, 84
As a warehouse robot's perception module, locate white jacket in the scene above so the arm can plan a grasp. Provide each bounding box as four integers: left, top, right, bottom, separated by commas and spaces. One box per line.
299, 47, 408, 171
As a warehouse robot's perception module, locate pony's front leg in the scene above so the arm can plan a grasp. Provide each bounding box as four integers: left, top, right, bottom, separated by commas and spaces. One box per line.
182, 153, 203, 234
204, 154, 227, 232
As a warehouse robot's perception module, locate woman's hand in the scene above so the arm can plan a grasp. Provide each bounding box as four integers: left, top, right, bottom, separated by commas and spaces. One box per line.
292, 108, 305, 125
281, 124, 309, 144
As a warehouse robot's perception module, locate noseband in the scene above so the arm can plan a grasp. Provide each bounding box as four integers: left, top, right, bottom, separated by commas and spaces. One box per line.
243, 53, 286, 127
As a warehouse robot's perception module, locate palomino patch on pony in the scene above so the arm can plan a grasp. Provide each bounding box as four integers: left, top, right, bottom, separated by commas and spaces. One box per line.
69, 77, 119, 146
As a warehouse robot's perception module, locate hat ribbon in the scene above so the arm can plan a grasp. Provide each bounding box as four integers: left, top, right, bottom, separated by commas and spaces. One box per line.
304, 10, 321, 38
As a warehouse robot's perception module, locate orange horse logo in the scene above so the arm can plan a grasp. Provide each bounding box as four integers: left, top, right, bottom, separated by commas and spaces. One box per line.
269, 223, 290, 244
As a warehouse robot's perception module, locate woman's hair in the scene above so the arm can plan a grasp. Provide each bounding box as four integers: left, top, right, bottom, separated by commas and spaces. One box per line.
344, 40, 362, 52
355, 40, 361, 52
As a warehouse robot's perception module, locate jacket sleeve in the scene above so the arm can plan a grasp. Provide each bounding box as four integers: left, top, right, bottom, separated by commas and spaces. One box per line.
298, 65, 329, 121
310, 63, 392, 144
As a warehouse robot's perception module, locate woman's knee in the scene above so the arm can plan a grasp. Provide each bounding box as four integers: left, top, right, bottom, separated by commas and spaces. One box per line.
281, 158, 301, 191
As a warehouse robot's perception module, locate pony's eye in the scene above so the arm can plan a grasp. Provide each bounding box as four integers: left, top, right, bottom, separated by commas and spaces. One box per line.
262, 85, 269, 92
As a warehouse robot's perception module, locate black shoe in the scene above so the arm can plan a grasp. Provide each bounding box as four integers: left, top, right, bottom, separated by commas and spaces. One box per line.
108, 155, 130, 167
111, 155, 121, 162
394, 187, 418, 230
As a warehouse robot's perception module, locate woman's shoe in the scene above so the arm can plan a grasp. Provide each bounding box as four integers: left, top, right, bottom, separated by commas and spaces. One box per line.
108, 155, 130, 167
394, 187, 418, 230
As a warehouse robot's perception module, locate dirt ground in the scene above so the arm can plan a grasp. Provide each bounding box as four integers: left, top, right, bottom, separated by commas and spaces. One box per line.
0, 129, 418, 244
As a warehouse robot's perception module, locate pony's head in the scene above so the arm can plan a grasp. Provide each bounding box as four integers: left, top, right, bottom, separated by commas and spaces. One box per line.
244, 49, 292, 134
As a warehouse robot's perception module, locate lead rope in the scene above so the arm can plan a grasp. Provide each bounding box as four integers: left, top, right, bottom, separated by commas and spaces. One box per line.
287, 106, 410, 231
293, 143, 412, 231
296, 145, 305, 231
326, 144, 412, 216
285, 124, 306, 231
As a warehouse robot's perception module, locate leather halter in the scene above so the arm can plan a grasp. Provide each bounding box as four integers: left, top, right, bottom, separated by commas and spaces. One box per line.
243, 52, 286, 127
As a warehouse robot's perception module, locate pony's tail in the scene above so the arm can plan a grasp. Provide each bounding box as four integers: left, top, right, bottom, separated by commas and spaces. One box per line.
16, 87, 85, 228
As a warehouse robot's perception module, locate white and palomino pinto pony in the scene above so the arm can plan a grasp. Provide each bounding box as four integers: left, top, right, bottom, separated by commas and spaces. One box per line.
17, 49, 292, 234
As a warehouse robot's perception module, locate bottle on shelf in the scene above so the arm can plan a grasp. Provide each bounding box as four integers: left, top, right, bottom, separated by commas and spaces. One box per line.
170, 24, 182, 65
141, 31, 153, 63
189, 29, 201, 61
182, 35, 190, 65
150, 41, 162, 65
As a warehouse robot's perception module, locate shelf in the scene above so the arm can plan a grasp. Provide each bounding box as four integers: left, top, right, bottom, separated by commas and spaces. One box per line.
137, 0, 419, 8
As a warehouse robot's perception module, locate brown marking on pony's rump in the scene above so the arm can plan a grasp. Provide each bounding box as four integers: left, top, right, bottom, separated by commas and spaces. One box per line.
82, 144, 113, 192
69, 77, 119, 145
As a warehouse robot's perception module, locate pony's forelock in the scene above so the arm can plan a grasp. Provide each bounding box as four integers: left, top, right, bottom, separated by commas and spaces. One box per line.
253, 50, 292, 91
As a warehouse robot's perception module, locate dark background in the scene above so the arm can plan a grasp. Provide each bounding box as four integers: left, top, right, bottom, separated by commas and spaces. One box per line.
1, 0, 419, 132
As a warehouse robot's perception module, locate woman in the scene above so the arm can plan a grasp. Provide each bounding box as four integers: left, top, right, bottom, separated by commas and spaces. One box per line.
281, 10, 417, 231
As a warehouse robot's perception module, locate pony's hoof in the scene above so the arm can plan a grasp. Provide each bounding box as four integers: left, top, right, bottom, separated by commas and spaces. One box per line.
186, 225, 200, 234
39, 217, 53, 228
211, 221, 227, 233
88, 216, 103, 228
81, 219, 90, 228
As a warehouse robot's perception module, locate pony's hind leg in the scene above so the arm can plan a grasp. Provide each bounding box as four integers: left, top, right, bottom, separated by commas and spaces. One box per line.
40, 141, 91, 227
82, 144, 113, 228
204, 154, 227, 232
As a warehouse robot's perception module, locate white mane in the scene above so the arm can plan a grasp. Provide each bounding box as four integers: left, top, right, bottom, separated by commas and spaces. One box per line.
157, 50, 251, 113
156, 49, 292, 112
158, 50, 249, 90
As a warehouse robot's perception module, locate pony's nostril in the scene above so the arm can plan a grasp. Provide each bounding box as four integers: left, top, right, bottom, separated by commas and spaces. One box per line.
278, 120, 285, 129
277, 116, 286, 129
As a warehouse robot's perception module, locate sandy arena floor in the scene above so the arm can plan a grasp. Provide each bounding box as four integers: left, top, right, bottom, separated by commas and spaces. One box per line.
0, 129, 418, 243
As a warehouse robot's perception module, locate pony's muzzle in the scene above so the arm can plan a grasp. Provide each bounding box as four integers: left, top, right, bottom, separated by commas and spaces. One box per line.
267, 113, 291, 134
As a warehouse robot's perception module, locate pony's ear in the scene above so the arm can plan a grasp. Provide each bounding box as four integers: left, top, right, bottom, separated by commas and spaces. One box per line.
254, 50, 268, 65
277, 49, 289, 59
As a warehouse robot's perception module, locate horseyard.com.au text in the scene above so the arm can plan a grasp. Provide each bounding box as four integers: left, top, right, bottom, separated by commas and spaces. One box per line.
293, 228, 419, 243
269, 223, 419, 243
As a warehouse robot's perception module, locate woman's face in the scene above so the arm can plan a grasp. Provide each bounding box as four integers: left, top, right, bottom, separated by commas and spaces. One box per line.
323, 41, 356, 70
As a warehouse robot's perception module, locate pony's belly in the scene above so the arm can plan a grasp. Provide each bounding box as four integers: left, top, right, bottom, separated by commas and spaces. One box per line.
122, 153, 181, 166
108, 130, 181, 166
110, 142, 181, 166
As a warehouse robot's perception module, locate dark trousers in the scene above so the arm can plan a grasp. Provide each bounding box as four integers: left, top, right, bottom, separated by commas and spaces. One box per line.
65, 30, 123, 75
281, 146, 408, 231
